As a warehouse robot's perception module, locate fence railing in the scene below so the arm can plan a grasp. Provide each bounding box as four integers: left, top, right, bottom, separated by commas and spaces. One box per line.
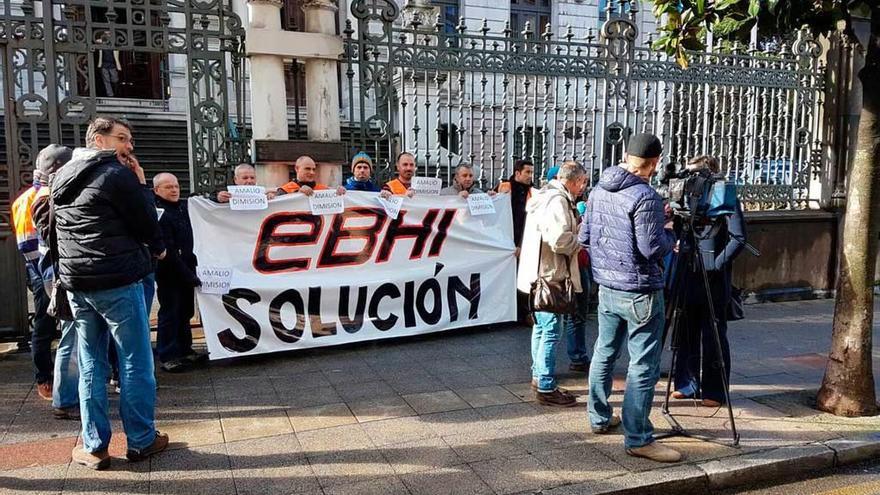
342, 0, 825, 210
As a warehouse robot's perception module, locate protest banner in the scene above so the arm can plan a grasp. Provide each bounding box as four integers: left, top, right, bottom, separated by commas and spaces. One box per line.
227, 185, 268, 211
189, 192, 516, 360
308, 189, 345, 215
467, 193, 496, 216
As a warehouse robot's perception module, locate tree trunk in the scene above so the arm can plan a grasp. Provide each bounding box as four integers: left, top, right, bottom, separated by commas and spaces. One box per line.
817, 9, 880, 417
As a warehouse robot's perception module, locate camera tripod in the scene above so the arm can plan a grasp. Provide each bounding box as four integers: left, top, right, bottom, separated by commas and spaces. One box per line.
657, 212, 740, 447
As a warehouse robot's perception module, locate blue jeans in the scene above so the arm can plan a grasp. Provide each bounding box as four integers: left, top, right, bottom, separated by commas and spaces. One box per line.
564, 268, 592, 365
531, 311, 563, 392
26, 263, 56, 384
52, 319, 79, 409
67, 282, 157, 453
589, 286, 665, 449
108, 273, 153, 381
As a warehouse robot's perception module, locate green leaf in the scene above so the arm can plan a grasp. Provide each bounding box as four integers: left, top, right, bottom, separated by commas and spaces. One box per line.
767, 0, 780, 14
747, 0, 760, 18
676, 46, 690, 69
713, 17, 748, 36
695, 0, 706, 15
715, 0, 743, 10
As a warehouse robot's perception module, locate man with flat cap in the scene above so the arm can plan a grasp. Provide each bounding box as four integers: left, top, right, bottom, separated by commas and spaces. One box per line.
578, 133, 680, 463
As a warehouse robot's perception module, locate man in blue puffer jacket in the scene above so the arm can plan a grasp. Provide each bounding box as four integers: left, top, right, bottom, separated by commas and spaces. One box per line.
579, 133, 680, 463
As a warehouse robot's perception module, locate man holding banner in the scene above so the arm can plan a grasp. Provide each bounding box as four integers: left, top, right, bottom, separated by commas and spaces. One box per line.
381, 152, 417, 197
215, 164, 275, 203
277, 156, 346, 197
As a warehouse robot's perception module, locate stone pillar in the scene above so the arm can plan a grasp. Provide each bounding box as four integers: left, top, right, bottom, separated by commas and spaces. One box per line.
247, 0, 290, 187
302, 0, 343, 186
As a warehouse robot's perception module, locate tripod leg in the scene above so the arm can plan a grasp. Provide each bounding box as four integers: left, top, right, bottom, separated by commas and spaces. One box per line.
695, 251, 740, 446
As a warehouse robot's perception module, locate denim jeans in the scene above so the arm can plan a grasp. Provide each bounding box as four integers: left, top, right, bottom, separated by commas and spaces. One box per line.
563, 268, 592, 365
67, 282, 157, 453
26, 263, 56, 384
589, 286, 665, 449
531, 311, 563, 392
52, 319, 79, 409
109, 273, 153, 381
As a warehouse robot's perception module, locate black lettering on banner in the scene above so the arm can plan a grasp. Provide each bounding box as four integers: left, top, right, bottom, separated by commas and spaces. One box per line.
253, 212, 323, 273
338, 285, 368, 334
317, 208, 387, 267
416, 278, 443, 325
447, 273, 482, 321
308, 286, 337, 338
376, 209, 439, 262
268, 289, 306, 343
368, 282, 401, 331
428, 209, 457, 257
403, 281, 416, 328
217, 288, 262, 353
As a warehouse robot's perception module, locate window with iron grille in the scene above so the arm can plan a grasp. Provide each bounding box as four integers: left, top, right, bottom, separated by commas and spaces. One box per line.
598, 0, 631, 24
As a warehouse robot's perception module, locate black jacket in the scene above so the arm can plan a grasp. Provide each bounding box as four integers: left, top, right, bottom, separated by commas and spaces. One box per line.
499, 176, 532, 248
51, 149, 161, 291
684, 199, 747, 309
155, 197, 199, 286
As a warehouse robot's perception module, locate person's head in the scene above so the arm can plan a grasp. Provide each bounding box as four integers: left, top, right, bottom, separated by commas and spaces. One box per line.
233, 163, 256, 185
153, 172, 180, 202
454, 164, 475, 190
295, 155, 317, 182
558, 160, 587, 197
513, 159, 534, 185
86, 117, 134, 157
351, 152, 374, 181
624, 133, 662, 181
396, 152, 415, 181
685, 155, 721, 174
34, 144, 72, 187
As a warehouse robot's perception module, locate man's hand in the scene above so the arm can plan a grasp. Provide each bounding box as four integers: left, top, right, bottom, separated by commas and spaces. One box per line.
122, 154, 146, 185
673, 240, 680, 254
487, 190, 497, 197
266, 190, 277, 200
217, 191, 231, 203
664, 219, 674, 230
515, 247, 521, 258
379, 190, 392, 199
405, 189, 415, 198
157, 249, 167, 260
459, 190, 470, 199
299, 185, 314, 196
336, 186, 347, 196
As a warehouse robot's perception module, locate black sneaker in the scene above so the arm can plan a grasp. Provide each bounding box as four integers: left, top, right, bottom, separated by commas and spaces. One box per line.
591, 415, 621, 434
161, 359, 191, 373
536, 389, 578, 407
185, 351, 209, 366
569, 362, 589, 373
53, 406, 80, 420
127, 432, 170, 462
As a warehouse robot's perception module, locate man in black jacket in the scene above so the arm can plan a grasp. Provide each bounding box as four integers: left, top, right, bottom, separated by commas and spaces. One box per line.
51, 117, 168, 470
153, 172, 205, 372
496, 159, 535, 323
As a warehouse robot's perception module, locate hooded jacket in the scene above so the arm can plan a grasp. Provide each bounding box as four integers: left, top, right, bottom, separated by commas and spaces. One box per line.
579, 165, 675, 292
516, 180, 583, 295
50, 148, 161, 291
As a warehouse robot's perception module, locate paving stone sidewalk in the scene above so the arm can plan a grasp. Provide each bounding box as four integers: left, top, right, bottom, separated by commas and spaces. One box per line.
0, 299, 878, 494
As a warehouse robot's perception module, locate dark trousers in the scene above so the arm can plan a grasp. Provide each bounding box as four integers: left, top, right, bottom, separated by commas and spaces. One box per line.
156, 278, 194, 363
672, 300, 731, 403
26, 264, 56, 383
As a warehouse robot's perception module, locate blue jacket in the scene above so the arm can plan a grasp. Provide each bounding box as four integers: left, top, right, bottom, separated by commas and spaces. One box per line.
579, 165, 675, 292
344, 176, 381, 192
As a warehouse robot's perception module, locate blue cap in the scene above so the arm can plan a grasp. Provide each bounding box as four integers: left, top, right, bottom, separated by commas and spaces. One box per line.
576, 201, 587, 216
546, 165, 560, 182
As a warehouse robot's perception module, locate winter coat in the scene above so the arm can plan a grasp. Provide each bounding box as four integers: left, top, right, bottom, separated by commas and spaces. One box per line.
516, 180, 583, 295
51, 148, 161, 291
579, 165, 675, 293
439, 183, 484, 195
344, 176, 381, 192
155, 197, 199, 286
496, 178, 533, 248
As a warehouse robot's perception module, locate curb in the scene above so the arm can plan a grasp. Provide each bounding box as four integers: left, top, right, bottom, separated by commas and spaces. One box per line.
542, 434, 880, 495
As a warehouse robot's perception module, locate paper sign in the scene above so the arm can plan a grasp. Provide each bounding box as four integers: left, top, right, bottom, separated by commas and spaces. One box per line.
467, 193, 496, 216
156, 208, 164, 221
309, 190, 345, 215
411, 177, 443, 195
377, 195, 404, 220
197, 266, 233, 295
226, 186, 268, 211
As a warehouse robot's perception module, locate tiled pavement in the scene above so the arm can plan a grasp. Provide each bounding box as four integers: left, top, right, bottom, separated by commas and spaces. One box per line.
0, 299, 878, 494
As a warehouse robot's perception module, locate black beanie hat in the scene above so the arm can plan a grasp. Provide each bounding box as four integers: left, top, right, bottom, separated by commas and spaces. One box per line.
626, 133, 663, 159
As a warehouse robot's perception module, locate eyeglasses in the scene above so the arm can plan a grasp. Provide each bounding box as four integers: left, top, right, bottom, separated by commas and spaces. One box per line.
106, 133, 134, 145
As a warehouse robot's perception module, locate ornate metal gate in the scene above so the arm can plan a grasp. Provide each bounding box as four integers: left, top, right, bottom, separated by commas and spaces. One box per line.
0, 0, 247, 340
342, 0, 825, 211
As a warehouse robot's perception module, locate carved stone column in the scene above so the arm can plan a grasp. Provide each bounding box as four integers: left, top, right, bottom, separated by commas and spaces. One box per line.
247, 0, 290, 188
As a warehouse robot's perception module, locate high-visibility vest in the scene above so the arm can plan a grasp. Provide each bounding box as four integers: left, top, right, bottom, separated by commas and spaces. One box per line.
11, 187, 39, 262
383, 178, 409, 195
278, 181, 328, 194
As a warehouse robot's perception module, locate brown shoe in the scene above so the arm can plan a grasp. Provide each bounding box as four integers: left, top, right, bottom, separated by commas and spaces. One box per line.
591, 414, 621, 434
671, 390, 689, 399
54, 406, 80, 420
36, 381, 53, 401
569, 362, 589, 373
626, 442, 682, 463
701, 399, 722, 407
72, 447, 111, 470
536, 389, 578, 407
126, 432, 169, 462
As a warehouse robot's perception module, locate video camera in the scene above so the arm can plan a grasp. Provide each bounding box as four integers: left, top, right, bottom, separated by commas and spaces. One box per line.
661, 166, 737, 222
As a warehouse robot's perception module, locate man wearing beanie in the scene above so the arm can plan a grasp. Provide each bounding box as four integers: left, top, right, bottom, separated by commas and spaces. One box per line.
345, 152, 381, 192
11, 144, 72, 403
578, 133, 681, 463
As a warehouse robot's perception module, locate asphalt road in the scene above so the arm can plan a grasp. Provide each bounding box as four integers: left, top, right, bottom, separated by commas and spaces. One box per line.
723, 459, 880, 495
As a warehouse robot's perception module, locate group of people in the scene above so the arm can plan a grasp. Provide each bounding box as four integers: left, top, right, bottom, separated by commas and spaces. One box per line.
11, 115, 745, 470
515, 133, 746, 463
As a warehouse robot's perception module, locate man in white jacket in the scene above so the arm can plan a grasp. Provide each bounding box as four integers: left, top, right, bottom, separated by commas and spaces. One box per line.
517, 161, 588, 407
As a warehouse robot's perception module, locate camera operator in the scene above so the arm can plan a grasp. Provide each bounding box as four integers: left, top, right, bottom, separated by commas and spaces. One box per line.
671, 155, 746, 407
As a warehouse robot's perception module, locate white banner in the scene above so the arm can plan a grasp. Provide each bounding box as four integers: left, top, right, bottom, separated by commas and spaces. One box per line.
189, 192, 516, 360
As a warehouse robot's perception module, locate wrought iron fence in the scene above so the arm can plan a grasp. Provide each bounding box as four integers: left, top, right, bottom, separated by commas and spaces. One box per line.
342, 0, 825, 210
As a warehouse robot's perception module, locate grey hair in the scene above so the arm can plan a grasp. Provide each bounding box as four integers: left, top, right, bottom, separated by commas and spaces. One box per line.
557, 160, 586, 182
152, 172, 176, 188
455, 163, 473, 175
234, 163, 255, 176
